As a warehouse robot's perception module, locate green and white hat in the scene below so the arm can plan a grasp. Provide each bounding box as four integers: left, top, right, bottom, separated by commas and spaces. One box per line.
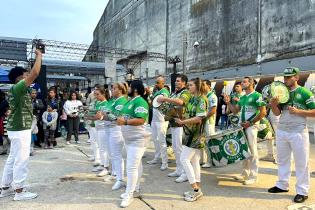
283, 67, 300, 76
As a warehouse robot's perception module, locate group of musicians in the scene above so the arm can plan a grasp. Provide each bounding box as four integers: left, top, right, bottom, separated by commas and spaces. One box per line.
0, 50, 314, 207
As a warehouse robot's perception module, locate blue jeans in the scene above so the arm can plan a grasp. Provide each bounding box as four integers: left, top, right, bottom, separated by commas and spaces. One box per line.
220, 115, 228, 130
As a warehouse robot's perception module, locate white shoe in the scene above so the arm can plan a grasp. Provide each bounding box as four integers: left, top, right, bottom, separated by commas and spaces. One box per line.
75, 141, 81, 144
184, 190, 203, 202
13, 190, 37, 201
201, 163, 212, 168
168, 171, 181, 177
112, 181, 125, 191
175, 174, 188, 183
160, 163, 168, 171
0, 187, 15, 198
92, 166, 104, 172
243, 178, 257, 185
97, 169, 109, 177
120, 188, 140, 199
120, 194, 134, 208
147, 159, 159, 165
66, 141, 71, 145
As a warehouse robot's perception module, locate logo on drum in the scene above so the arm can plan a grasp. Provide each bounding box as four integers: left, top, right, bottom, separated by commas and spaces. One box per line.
223, 139, 240, 157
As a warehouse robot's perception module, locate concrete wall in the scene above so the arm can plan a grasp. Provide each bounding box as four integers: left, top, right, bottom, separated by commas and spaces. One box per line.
89, 0, 315, 81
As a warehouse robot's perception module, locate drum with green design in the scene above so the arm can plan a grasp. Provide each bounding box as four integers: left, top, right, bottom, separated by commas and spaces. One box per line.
207, 127, 251, 167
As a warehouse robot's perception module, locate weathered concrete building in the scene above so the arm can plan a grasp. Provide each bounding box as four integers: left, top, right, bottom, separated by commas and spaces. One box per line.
89, 0, 315, 82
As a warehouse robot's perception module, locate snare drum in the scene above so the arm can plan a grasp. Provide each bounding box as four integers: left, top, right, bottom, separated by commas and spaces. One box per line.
207, 127, 251, 167
152, 94, 169, 115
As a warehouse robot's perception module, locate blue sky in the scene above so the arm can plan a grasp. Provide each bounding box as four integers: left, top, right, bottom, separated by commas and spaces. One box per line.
0, 0, 109, 44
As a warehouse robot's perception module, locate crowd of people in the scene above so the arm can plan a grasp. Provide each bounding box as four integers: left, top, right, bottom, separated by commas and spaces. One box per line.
0, 49, 314, 207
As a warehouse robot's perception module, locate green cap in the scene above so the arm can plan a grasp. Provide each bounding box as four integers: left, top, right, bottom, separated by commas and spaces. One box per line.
283, 67, 300, 76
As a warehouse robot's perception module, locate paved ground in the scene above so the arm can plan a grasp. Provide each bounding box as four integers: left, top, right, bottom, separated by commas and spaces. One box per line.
0, 134, 314, 210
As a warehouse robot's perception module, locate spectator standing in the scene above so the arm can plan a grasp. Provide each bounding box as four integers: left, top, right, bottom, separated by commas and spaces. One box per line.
31, 89, 44, 147
42, 105, 58, 149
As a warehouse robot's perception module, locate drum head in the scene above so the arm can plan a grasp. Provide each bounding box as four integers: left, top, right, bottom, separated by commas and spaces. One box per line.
262, 84, 271, 101
152, 95, 163, 108
271, 81, 289, 104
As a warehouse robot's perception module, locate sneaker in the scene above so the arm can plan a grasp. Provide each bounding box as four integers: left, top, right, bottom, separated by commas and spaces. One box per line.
97, 169, 109, 177
175, 174, 188, 183
112, 181, 125, 191
201, 163, 212, 168
293, 194, 308, 203
0, 187, 15, 198
120, 188, 140, 199
66, 141, 71, 145
147, 159, 159, 165
13, 190, 38, 201
260, 154, 276, 163
92, 166, 104, 172
160, 163, 168, 171
120, 194, 134, 208
184, 190, 203, 202
75, 141, 81, 144
49, 145, 54, 149
243, 178, 257, 185
268, 186, 289, 193
168, 171, 181, 177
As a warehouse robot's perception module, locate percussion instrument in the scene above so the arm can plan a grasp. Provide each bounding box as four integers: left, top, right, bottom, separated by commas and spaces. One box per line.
152, 94, 170, 115
262, 81, 289, 104
257, 117, 275, 142
152, 94, 183, 120
207, 127, 251, 167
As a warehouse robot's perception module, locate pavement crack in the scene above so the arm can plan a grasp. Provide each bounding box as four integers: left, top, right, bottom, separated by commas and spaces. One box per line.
138, 196, 156, 210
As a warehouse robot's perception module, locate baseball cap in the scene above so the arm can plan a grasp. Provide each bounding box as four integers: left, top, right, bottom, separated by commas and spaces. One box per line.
283, 67, 300, 77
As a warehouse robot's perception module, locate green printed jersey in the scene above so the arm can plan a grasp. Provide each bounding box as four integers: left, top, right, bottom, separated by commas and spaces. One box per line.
230, 92, 245, 105
183, 95, 208, 149
110, 96, 128, 117
152, 87, 170, 122
153, 87, 170, 98
278, 86, 315, 132
7, 80, 33, 131
169, 88, 191, 127
121, 96, 149, 122
237, 91, 266, 123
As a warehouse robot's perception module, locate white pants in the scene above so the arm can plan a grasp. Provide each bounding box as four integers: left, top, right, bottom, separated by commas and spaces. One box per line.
267, 120, 278, 156
96, 128, 110, 167
151, 121, 168, 164
125, 145, 145, 194
171, 127, 184, 174
109, 126, 125, 181
88, 127, 100, 163
1, 130, 31, 190
242, 125, 259, 179
202, 123, 216, 164
275, 129, 310, 195
180, 146, 201, 184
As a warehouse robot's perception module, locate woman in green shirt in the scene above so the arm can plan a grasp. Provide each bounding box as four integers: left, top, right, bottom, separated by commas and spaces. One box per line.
116, 80, 149, 208
175, 78, 208, 202
106, 83, 128, 191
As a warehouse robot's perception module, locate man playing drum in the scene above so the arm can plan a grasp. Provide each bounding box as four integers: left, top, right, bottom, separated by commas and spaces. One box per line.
201, 80, 217, 168
268, 67, 315, 203
224, 77, 267, 185
157, 74, 191, 183
147, 76, 170, 171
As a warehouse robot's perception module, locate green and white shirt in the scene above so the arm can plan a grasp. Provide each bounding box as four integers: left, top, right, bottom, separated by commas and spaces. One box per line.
120, 96, 149, 147
206, 90, 218, 125
237, 91, 266, 123
183, 95, 208, 149
169, 88, 191, 127
152, 87, 170, 122
94, 99, 109, 129
108, 96, 128, 127
278, 86, 315, 132
230, 91, 245, 105
7, 80, 33, 131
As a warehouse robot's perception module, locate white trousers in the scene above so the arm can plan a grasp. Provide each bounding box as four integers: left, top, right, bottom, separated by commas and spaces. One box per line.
96, 128, 110, 167
267, 120, 278, 156
125, 145, 145, 195
171, 127, 184, 174
109, 126, 125, 181
202, 123, 216, 164
275, 129, 310, 195
243, 125, 259, 179
151, 121, 168, 164
1, 130, 31, 190
88, 127, 100, 163
180, 146, 201, 184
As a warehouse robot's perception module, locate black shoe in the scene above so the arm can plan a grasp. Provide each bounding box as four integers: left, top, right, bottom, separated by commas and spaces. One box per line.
268, 186, 289, 193
293, 194, 308, 203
